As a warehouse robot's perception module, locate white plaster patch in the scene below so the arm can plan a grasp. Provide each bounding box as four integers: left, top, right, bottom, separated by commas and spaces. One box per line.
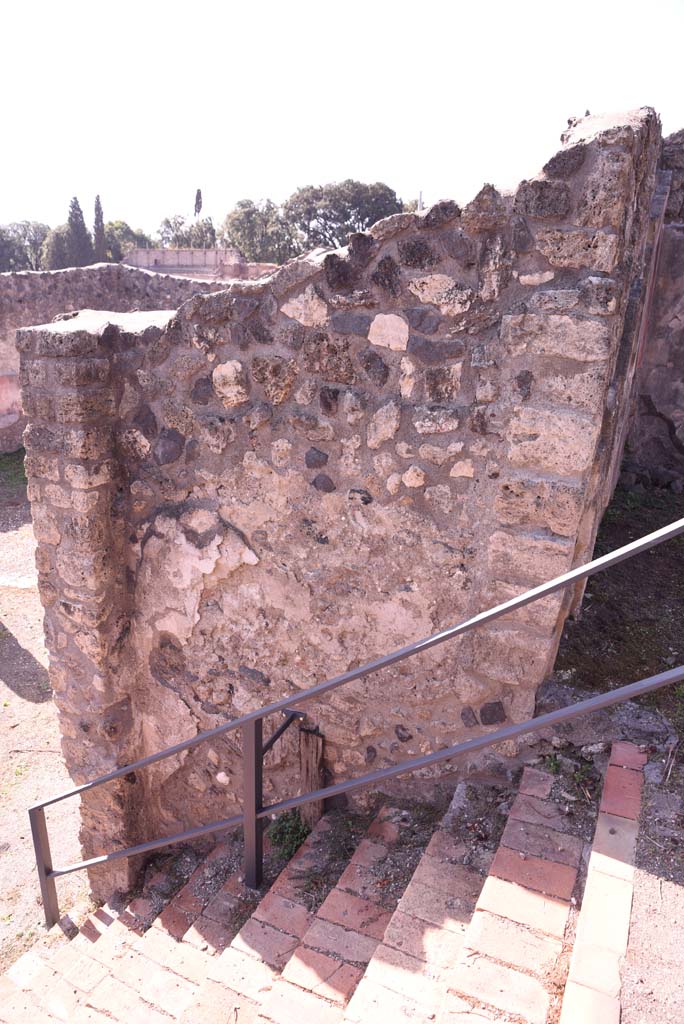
368, 313, 409, 351
520, 271, 555, 286
280, 285, 328, 327
213, 360, 249, 406
450, 459, 475, 478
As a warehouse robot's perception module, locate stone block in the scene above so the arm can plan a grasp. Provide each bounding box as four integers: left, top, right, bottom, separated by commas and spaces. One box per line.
535, 228, 618, 272
514, 179, 572, 219
54, 391, 116, 424
368, 313, 409, 351
468, 627, 551, 686
408, 274, 473, 315
367, 400, 401, 449
500, 313, 611, 361
16, 326, 102, 357
64, 462, 115, 490
494, 476, 584, 537
487, 530, 574, 585
508, 405, 599, 475
54, 359, 111, 386
212, 360, 249, 406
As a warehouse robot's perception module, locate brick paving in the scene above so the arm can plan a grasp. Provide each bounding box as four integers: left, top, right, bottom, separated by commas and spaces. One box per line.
558, 740, 646, 1024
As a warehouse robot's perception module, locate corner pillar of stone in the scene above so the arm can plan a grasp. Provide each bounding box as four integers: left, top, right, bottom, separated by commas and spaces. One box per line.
17, 322, 140, 899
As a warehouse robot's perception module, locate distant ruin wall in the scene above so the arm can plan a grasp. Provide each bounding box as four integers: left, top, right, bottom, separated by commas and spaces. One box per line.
18, 109, 662, 898
0, 263, 220, 452
626, 131, 684, 487
124, 248, 278, 281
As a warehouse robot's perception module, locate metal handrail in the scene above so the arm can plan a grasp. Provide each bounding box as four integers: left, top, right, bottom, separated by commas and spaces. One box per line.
29, 515, 684, 926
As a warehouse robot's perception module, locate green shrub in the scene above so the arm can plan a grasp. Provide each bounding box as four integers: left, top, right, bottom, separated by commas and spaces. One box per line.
267, 810, 311, 860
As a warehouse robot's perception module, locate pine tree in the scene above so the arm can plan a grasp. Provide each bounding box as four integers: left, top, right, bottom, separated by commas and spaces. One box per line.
67, 197, 94, 266
93, 196, 106, 262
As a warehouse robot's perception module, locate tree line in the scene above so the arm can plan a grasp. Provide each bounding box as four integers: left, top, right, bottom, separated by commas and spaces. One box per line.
0, 181, 413, 273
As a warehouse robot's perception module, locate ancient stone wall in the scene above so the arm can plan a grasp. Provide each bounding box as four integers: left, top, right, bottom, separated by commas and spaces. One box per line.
18, 109, 662, 898
0, 263, 221, 452
625, 131, 684, 488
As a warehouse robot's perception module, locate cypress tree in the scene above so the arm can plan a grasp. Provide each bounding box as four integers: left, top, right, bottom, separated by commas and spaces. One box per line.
41, 225, 71, 270
67, 197, 94, 266
93, 196, 106, 262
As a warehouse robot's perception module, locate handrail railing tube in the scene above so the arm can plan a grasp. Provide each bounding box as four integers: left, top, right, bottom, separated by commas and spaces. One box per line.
243, 719, 264, 889
29, 516, 684, 928
30, 515, 684, 812
41, 664, 684, 882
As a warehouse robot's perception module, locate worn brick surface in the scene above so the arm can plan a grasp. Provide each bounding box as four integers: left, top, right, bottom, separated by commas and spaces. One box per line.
449, 955, 550, 1023
258, 979, 343, 1024
208, 946, 277, 1001
559, 980, 620, 1024
109, 948, 198, 1017
519, 766, 554, 798
252, 892, 313, 938
574, 867, 633, 955
344, 975, 435, 1023
502, 816, 583, 867
398, 882, 475, 935
438, 989, 498, 1022
178, 979, 251, 1024
61, 954, 110, 994
412, 855, 492, 900
317, 888, 392, 939
509, 793, 569, 830
464, 909, 563, 976
599, 764, 643, 819
282, 947, 363, 1004
476, 876, 570, 938
232, 918, 300, 970
609, 741, 648, 770
490, 845, 578, 900
589, 811, 638, 881
383, 909, 466, 968
183, 913, 235, 953
568, 941, 622, 998
300, 918, 379, 964
86, 975, 171, 1024
364, 943, 446, 1010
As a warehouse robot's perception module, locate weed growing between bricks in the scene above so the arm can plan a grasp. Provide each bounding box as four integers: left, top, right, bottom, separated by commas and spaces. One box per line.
267, 810, 311, 860
367, 797, 449, 908
282, 807, 376, 913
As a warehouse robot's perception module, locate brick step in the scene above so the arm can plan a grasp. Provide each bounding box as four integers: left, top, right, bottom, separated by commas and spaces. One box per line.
343, 789, 489, 1023
558, 741, 647, 1024
184, 804, 428, 1024
434, 765, 588, 1023
253, 805, 423, 1023
0, 816, 328, 1023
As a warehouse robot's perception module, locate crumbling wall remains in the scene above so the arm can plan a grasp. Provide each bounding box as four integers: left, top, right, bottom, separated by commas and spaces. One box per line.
625, 131, 684, 488
18, 109, 662, 898
0, 263, 221, 452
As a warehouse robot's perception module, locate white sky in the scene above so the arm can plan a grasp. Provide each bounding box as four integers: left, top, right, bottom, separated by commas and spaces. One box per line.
2, 0, 684, 236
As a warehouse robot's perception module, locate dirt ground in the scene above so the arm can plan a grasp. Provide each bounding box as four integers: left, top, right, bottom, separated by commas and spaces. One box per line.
0, 451, 90, 972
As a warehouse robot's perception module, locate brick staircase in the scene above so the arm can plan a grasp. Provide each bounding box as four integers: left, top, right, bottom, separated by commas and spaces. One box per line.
0, 745, 649, 1023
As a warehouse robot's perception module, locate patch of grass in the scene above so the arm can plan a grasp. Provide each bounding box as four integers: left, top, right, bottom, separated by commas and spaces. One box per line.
544, 753, 561, 774
267, 810, 311, 860
0, 450, 26, 487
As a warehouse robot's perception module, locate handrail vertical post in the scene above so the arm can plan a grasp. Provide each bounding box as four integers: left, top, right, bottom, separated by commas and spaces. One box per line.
29, 806, 60, 928
243, 718, 263, 888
